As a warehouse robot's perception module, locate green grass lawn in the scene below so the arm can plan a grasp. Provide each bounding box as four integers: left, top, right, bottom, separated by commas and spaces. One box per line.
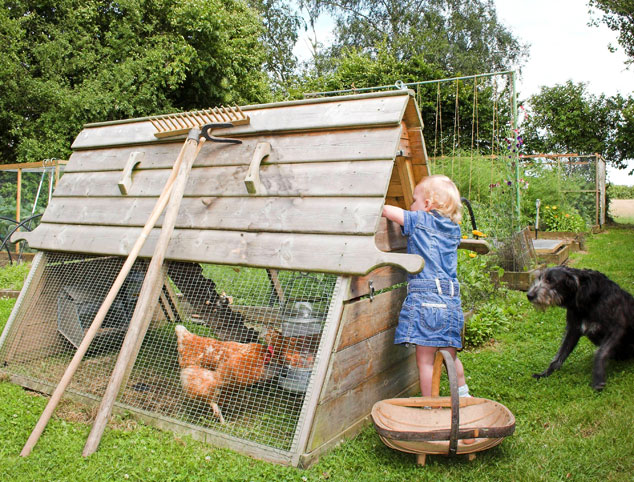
1, 226, 634, 481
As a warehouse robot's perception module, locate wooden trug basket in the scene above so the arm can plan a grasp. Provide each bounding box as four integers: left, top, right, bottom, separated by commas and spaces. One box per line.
371, 350, 515, 466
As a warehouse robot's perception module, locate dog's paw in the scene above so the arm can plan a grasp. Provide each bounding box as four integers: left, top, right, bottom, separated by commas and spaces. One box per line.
591, 381, 606, 391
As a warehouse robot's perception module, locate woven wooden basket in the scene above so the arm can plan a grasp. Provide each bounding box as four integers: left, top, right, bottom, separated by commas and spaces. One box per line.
371, 350, 515, 465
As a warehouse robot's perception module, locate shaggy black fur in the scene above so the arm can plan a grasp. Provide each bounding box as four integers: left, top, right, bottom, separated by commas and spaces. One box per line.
167, 262, 259, 343
526, 266, 634, 390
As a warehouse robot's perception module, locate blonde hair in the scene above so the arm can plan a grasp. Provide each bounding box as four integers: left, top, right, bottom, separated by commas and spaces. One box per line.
416, 175, 462, 224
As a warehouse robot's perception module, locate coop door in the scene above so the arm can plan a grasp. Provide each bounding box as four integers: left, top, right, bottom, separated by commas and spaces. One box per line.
0, 252, 344, 458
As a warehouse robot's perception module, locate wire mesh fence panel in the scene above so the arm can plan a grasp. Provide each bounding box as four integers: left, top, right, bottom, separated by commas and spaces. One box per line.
521, 155, 602, 228
0, 252, 340, 453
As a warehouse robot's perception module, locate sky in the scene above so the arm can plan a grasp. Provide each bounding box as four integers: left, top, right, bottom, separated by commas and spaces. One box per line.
294, 1, 634, 185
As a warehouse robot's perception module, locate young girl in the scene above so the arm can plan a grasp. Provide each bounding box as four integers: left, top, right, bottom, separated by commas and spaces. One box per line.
382, 174, 471, 399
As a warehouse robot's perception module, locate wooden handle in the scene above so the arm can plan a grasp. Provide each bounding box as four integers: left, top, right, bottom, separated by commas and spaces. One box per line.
244, 142, 271, 194
19, 143, 188, 457
439, 349, 460, 456
458, 239, 490, 254
82, 132, 206, 457
117, 151, 144, 195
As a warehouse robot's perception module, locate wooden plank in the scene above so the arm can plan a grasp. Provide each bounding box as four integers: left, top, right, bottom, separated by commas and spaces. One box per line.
335, 286, 406, 351
71, 96, 409, 149
65, 127, 402, 172
306, 352, 418, 451
375, 217, 407, 252
41, 196, 384, 235
386, 174, 402, 198
324, 327, 413, 404
54, 160, 394, 198
408, 127, 430, 182
293, 276, 350, 466
395, 156, 415, 208
16, 225, 425, 275
347, 266, 407, 300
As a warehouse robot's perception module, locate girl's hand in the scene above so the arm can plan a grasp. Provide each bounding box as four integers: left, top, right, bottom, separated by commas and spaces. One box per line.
382, 205, 404, 226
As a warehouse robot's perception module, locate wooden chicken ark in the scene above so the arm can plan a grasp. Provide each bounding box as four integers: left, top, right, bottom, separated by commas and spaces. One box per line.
2, 90, 438, 467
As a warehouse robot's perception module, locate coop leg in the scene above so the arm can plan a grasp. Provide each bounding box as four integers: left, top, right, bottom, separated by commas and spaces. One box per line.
416, 454, 427, 466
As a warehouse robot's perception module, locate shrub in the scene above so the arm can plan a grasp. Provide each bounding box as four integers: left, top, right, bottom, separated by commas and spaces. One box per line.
608, 184, 634, 199
540, 204, 587, 232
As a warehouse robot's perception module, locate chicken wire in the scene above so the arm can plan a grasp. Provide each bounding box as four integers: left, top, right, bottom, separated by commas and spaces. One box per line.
0, 251, 340, 453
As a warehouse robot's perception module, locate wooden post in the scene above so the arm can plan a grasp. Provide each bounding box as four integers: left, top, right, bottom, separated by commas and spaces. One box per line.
82, 130, 206, 457
16, 168, 21, 255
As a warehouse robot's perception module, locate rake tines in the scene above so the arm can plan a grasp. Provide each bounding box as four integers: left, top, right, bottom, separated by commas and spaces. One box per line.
150, 106, 250, 138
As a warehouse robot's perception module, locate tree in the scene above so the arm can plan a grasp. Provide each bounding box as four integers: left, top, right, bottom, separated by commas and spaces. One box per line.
248, 0, 303, 94
522, 81, 633, 169
300, 0, 528, 75
0, 0, 271, 164
589, 0, 634, 63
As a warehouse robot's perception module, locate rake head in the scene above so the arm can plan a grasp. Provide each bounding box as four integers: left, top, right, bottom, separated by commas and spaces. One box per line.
149, 106, 250, 138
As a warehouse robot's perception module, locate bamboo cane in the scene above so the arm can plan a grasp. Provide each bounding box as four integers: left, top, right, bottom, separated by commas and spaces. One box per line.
19, 141, 188, 457
82, 130, 206, 457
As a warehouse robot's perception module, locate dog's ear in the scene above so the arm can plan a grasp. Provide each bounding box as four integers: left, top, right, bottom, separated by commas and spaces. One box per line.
575, 269, 601, 308
548, 268, 579, 302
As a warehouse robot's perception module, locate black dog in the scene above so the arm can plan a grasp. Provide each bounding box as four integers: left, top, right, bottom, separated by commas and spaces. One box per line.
526, 267, 634, 390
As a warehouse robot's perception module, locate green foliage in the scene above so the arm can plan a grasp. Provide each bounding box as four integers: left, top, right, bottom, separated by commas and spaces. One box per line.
463, 302, 511, 347
608, 184, 634, 199
0, 0, 271, 164
522, 81, 634, 168
590, 0, 634, 63
0, 262, 30, 291
305, 0, 527, 74
457, 249, 501, 310
539, 204, 587, 232
456, 250, 519, 349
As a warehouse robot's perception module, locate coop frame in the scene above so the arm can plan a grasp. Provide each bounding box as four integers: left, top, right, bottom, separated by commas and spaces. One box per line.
0, 90, 468, 467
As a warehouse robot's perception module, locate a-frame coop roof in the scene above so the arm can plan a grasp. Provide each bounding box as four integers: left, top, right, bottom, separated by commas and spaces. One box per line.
16, 90, 427, 275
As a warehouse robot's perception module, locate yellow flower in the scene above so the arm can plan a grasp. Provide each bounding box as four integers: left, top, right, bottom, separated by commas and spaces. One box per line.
565, 213, 570, 218
472, 230, 486, 237
552, 205, 557, 210
462, 235, 468, 239
545, 205, 550, 209
469, 253, 477, 258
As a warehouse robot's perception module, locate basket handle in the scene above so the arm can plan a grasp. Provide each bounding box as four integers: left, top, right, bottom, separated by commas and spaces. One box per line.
438, 349, 460, 456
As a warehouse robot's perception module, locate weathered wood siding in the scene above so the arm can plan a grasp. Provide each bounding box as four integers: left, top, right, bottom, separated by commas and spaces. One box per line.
16, 91, 428, 276
304, 286, 419, 453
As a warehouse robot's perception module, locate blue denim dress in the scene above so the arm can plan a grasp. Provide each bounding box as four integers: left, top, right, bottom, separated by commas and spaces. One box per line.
395, 210, 465, 348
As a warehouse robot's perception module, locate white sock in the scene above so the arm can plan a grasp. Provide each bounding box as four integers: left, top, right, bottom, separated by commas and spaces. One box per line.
458, 384, 471, 397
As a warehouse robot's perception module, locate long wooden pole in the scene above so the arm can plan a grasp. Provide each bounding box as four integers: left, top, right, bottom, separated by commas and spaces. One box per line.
82, 130, 205, 457
19, 141, 188, 457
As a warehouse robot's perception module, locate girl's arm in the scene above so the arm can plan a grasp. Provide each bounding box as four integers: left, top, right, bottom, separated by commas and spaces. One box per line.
382, 204, 405, 226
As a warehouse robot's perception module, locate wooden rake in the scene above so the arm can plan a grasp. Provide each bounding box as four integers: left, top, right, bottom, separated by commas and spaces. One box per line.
20, 108, 247, 457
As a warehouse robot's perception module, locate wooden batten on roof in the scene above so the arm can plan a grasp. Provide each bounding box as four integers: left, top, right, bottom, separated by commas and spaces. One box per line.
14, 90, 429, 275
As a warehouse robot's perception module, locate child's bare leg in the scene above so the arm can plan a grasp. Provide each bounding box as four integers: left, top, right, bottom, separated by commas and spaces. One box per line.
415, 345, 438, 397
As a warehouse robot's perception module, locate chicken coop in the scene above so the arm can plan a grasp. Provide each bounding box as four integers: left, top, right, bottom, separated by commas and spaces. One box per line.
2, 90, 441, 467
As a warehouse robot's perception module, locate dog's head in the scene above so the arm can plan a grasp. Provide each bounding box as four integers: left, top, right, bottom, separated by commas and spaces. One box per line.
527, 267, 579, 309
